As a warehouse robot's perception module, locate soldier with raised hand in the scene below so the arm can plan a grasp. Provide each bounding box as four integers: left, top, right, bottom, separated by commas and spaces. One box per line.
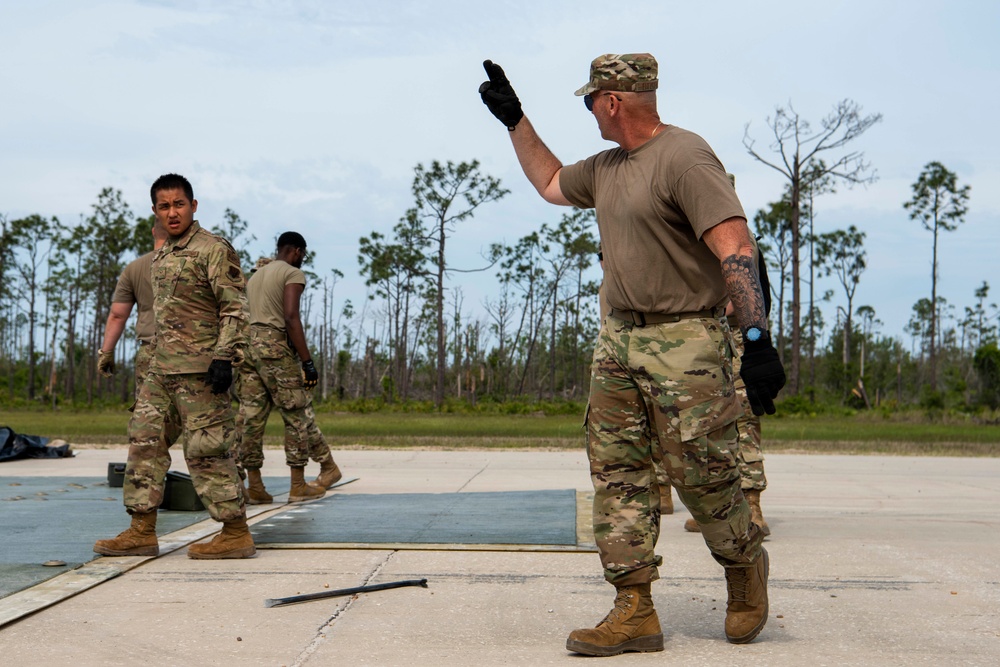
479, 54, 785, 654
236, 231, 342, 504
94, 173, 255, 560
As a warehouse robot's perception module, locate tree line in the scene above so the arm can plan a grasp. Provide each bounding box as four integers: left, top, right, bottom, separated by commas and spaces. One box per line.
2, 103, 997, 414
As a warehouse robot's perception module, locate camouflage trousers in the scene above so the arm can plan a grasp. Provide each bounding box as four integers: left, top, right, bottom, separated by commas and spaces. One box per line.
588, 314, 764, 586
653, 326, 767, 492
236, 326, 331, 470
124, 371, 244, 522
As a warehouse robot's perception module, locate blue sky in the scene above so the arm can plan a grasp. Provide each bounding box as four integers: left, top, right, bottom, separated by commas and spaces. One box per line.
2, 0, 998, 345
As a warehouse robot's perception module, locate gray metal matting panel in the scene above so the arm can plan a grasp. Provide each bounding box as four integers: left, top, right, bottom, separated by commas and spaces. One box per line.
0, 476, 282, 599
251, 490, 578, 546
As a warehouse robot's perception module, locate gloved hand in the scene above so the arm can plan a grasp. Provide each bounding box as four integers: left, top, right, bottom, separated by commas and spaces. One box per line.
98, 349, 116, 377
739, 331, 786, 416
479, 60, 523, 130
301, 359, 318, 389
206, 359, 233, 395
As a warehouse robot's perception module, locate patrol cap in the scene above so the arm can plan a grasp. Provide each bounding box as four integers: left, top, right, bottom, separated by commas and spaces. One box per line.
574, 53, 658, 96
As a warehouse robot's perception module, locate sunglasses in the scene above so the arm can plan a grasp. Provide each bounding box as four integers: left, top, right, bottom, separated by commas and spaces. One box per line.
584, 91, 621, 112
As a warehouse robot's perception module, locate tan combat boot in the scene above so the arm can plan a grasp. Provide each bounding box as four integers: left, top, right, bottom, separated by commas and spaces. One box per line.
289, 466, 325, 503
314, 458, 343, 489
659, 484, 674, 515
566, 584, 664, 656
744, 489, 771, 537
246, 469, 273, 505
724, 547, 769, 644
684, 517, 701, 532
94, 510, 159, 556
188, 515, 257, 559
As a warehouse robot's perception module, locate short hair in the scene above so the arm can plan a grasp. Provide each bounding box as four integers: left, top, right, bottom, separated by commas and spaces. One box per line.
277, 231, 307, 251
150, 173, 194, 205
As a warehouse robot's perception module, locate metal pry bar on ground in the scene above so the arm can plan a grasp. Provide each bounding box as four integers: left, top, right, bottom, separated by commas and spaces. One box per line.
264, 578, 429, 608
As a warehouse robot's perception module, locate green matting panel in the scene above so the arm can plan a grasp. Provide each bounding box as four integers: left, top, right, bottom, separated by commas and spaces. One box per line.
251, 490, 578, 546
0, 475, 288, 600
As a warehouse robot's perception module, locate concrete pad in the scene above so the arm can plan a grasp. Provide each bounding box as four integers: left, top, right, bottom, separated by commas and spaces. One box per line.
0, 450, 998, 666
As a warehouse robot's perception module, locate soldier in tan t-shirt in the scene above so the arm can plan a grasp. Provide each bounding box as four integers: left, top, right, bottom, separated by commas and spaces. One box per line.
480, 54, 785, 653
236, 231, 342, 504
98, 221, 168, 392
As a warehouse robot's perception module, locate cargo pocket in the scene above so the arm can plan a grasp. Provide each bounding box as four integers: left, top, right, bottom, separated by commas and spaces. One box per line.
677, 395, 743, 487
275, 374, 309, 411
185, 414, 231, 459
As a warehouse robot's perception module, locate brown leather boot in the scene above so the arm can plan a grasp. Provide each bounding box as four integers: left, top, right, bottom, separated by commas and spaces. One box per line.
188, 515, 257, 559
659, 484, 674, 515
684, 517, 701, 532
314, 458, 343, 489
289, 466, 325, 503
566, 584, 664, 656
246, 469, 273, 505
724, 547, 769, 643
94, 510, 159, 556
745, 489, 771, 537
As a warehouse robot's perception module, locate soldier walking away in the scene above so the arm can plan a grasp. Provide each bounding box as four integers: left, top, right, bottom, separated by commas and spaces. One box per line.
94, 173, 255, 560
479, 54, 785, 654
236, 232, 342, 504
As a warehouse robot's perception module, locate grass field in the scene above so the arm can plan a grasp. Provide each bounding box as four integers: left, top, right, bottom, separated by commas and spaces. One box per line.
3, 407, 999, 456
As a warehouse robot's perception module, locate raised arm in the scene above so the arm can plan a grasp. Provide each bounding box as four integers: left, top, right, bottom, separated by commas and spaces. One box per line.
479, 60, 571, 206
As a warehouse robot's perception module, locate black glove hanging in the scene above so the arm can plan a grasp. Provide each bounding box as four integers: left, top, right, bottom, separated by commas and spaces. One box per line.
739, 332, 785, 416
206, 359, 233, 395
301, 359, 319, 389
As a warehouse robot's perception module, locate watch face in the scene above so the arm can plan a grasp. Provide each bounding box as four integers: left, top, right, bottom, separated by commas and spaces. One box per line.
746, 327, 762, 342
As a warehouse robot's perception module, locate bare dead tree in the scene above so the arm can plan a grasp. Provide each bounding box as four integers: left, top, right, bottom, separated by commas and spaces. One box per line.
743, 99, 881, 395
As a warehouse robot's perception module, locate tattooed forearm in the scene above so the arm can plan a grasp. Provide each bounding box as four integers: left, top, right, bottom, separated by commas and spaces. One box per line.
720, 253, 767, 332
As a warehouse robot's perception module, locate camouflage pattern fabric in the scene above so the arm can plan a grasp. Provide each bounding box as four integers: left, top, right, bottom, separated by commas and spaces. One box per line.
653, 325, 767, 493
124, 371, 244, 522
131, 342, 182, 446
574, 53, 658, 96
236, 325, 332, 469
588, 314, 764, 586
150, 220, 248, 374
729, 327, 766, 490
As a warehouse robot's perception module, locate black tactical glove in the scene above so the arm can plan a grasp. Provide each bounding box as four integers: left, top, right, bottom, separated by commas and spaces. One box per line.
301, 359, 318, 389
479, 60, 524, 130
739, 331, 786, 416
98, 349, 116, 378
206, 359, 233, 395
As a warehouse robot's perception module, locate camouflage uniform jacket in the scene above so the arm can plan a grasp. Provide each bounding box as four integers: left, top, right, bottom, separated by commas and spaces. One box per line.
150, 220, 249, 374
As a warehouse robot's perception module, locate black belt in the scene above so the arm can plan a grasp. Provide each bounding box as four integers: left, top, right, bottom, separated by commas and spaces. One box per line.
609, 307, 721, 327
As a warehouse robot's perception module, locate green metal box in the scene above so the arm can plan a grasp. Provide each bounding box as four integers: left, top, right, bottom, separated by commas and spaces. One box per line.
107, 462, 126, 488
162, 470, 206, 511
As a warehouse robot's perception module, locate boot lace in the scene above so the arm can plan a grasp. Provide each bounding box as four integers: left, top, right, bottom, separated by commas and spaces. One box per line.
727, 567, 750, 603
601, 588, 635, 624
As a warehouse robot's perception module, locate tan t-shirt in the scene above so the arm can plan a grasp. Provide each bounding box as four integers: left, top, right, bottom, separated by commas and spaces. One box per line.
560, 125, 746, 315
112, 251, 155, 342
246, 259, 306, 330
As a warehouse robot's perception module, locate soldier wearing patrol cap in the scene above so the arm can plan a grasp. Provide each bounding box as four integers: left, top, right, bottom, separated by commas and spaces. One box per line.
479, 54, 784, 655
